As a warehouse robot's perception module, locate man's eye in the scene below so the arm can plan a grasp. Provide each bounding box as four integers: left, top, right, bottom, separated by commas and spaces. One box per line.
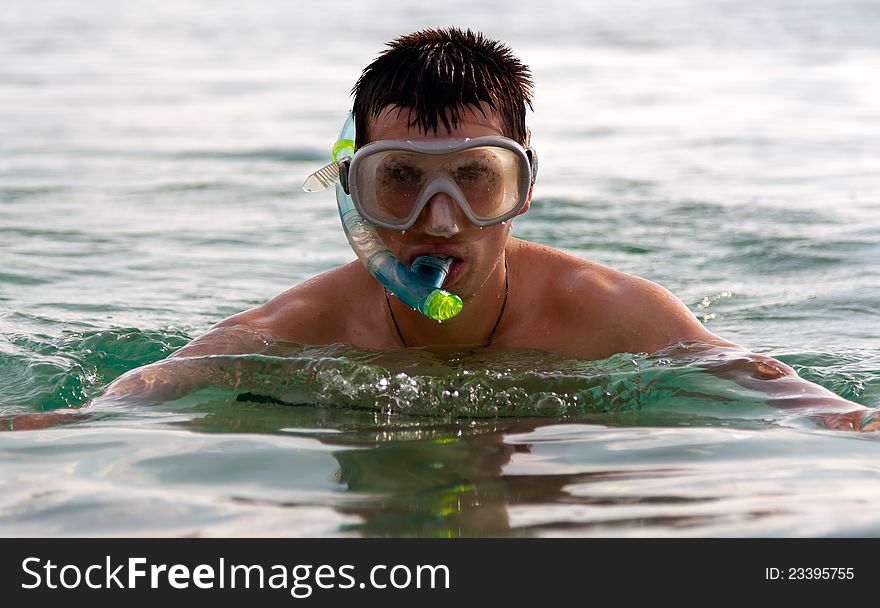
384, 164, 421, 184
455, 164, 491, 183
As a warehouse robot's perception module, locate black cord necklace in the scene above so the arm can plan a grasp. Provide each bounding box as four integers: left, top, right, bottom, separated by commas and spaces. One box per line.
385, 256, 509, 348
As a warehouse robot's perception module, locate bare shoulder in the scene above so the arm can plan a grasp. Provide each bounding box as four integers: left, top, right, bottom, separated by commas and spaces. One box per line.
211, 261, 377, 346
599, 271, 722, 351
509, 239, 728, 356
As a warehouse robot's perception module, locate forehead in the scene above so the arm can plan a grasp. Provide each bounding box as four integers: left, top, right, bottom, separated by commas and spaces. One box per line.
368, 102, 504, 142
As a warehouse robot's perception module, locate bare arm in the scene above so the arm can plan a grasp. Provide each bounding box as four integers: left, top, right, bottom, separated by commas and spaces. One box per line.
93, 322, 275, 407
627, 277, 879, 431
92, 273, 356, 408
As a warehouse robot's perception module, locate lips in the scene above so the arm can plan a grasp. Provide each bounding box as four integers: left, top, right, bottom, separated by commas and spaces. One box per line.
438, 257, 465, 287
404, 243, 467, 265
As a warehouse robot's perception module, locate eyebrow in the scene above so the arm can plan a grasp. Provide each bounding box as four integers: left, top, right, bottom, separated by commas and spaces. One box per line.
382, 159, 423, 178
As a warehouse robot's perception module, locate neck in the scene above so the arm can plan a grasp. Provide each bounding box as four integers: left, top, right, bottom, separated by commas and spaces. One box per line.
385, 253, 510, 348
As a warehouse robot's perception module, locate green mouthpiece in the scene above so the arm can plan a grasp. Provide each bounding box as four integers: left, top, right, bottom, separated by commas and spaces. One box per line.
422, 289, 464, 321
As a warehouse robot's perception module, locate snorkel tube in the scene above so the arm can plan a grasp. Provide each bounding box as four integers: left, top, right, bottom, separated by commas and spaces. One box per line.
313, 113, 463, 321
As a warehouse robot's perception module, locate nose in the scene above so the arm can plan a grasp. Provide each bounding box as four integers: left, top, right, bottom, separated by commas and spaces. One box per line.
422, 194, 462, 238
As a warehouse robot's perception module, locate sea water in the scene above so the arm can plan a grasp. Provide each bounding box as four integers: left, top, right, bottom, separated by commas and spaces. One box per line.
1, 0, 879, 536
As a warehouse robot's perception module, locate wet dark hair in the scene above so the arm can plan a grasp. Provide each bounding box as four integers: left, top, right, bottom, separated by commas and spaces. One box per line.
352, 28, 534, 149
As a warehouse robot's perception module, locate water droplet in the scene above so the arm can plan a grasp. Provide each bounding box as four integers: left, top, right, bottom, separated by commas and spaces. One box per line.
478, 226, 483, 230
400, 230, 406, 235
500, 220, 507, 225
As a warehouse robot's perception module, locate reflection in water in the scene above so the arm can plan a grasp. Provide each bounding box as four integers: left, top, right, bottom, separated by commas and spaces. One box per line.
330, 422, 735, 537
177, 400, 733, 537
333, 422, 541, 537
4, 393, 875, 536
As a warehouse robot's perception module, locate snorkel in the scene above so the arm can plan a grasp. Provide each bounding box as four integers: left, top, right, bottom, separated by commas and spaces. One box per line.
304, 113, 463, 321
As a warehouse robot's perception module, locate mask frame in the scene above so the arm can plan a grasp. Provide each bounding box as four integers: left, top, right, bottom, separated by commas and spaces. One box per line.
338, 136, 538, 230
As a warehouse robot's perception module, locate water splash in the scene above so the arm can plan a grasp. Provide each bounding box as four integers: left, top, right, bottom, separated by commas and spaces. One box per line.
81, 342, 830, 425
3, 328, 878, 432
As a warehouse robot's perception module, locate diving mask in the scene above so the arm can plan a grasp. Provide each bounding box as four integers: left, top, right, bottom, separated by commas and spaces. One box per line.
338, 137, 538, 230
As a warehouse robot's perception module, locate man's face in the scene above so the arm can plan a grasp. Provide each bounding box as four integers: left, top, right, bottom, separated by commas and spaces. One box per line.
366, 104, 529, 300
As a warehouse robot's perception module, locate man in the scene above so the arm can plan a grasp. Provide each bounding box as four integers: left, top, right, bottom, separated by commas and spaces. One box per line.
98, 28, 877, 431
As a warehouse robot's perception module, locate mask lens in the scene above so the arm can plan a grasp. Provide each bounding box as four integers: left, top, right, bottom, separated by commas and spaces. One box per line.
356, 151, 427, 225
353, 143, 527, 226
452, 146, 523, 221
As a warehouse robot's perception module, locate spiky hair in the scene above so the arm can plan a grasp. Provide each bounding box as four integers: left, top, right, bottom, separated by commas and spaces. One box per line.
352, 28, 534, 148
